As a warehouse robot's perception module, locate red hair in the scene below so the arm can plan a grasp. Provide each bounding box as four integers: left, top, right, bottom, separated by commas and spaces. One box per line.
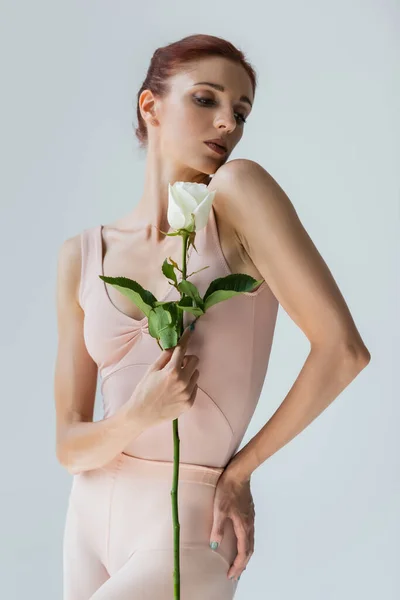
134, 34, 258, 149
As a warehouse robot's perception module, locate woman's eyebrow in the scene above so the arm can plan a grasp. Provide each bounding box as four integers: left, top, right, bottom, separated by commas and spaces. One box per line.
192, 81, 253, 108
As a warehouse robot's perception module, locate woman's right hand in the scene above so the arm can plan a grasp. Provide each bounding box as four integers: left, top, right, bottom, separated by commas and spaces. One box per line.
126, 326, 200, 429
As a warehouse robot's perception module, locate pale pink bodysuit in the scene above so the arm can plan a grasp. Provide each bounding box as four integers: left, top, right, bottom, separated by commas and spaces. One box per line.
63, 205, 279, 599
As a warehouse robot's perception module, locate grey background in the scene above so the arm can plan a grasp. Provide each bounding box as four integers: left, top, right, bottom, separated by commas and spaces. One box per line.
1, 1, 399, 598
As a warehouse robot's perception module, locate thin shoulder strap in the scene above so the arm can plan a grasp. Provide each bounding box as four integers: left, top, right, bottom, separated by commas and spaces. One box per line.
78, 226, 100, 310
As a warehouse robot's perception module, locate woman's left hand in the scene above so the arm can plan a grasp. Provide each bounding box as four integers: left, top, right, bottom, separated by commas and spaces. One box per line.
209, 472, 255, 581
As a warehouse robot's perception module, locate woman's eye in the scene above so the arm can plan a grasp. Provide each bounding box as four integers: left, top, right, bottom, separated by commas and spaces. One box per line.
193, 96, 247, 124
194, 96, 215, 109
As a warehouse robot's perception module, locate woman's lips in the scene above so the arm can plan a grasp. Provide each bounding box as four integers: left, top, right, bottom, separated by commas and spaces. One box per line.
204, 141, 227, 156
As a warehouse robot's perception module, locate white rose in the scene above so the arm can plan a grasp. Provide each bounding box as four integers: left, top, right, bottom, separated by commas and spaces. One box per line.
167, 181, 216, 232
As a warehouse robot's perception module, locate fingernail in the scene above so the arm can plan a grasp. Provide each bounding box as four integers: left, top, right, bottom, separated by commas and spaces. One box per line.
210, 541, 219, 550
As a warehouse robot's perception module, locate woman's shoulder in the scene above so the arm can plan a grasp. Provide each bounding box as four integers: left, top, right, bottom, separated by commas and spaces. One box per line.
212, 158, 265, 182
57, 223, 100, 308
57, 232, 84, 309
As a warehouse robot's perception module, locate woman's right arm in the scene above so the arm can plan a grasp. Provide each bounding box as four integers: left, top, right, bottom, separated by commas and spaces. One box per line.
54, 234, 148, 475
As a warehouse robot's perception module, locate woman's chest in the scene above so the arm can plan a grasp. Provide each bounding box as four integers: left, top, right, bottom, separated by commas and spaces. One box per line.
99, 204, 261, 323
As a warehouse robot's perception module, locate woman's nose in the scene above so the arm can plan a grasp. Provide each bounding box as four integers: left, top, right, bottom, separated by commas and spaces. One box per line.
214, 111, 237, 132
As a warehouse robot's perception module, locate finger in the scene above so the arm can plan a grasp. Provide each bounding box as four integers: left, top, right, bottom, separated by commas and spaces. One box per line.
227, 515, 250, 581
151, 345, 175, 370
249, 525, 255, 554
169, 326, 193, 368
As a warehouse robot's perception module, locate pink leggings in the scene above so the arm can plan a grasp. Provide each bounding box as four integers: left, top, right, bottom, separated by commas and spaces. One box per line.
63, 451, 239, 599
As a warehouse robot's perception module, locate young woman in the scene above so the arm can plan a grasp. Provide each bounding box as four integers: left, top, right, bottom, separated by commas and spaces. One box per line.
55, 34, 371, 599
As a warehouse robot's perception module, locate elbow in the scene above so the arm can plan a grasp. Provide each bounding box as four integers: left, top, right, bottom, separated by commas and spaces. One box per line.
57, 454, 82, 476
56, 441, 80, 475
359, 346, 371, 368
56, 448, 70, 474
66, 465, 83, 475
56, 441, 66, 469
340, 340, 371, 372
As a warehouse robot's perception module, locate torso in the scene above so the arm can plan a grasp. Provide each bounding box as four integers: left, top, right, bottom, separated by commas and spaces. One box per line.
77, 194, 263, 321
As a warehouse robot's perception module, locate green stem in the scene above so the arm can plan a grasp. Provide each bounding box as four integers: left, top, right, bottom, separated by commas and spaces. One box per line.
172, 232, 189, 599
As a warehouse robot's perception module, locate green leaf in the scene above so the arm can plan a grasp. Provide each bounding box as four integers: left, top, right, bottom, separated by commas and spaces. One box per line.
147, 304, 180, 349
175, 280, 205, 315
152, 302, 179, 323
159, 326, 179, 350
99, 275, 157, 317
161, 258, 178, 286
148, 305, 170, 334
177, 279, 203, 306
148, 302, 178, 332
203, 274, 264, 310
176, 301, 204, 316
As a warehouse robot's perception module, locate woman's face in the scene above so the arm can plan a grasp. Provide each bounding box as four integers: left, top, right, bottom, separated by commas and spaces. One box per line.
150, 56, 254, 174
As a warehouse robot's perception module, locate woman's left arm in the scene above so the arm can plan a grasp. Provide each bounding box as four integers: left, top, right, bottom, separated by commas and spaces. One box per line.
207, 159, 371, 581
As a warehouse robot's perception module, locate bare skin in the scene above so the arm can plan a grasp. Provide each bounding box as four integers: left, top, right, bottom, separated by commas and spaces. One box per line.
55, 54, 370, 584
55, 55, 257, 454
96, 54, 258, 322
98, 186, 260, 322
129, 325, 200, 429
